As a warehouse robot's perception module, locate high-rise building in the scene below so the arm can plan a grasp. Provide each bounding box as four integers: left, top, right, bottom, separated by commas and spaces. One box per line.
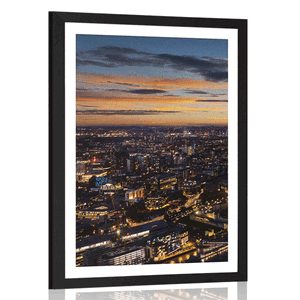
115, 148, 129, 170
187, 146, 194, 156
125, 187, 145, 205
126, 158, 133, 173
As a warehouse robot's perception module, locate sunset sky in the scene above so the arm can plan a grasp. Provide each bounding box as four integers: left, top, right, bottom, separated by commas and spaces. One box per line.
76, 35, 228, 126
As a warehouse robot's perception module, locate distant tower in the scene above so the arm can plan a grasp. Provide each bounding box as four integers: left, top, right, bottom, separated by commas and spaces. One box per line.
126, 158, 132, 172
184, 139, 188, 154
187, 146, 194, 156
115, 148, 129, 170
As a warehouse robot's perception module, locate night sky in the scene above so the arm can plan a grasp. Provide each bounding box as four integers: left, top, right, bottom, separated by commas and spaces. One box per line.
76, 34, 228, 126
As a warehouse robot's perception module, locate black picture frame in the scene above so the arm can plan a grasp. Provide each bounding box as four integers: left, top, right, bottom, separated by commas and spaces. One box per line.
49, 11, 247, 289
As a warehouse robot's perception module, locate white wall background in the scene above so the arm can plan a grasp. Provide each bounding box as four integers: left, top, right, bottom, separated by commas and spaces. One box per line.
0, 1, 299, 299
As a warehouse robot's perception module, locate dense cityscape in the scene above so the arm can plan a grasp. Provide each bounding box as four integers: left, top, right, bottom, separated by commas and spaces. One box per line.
76, 126, 228, 267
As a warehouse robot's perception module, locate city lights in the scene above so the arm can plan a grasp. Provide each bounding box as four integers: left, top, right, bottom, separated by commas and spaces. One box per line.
76, 126, 228, 266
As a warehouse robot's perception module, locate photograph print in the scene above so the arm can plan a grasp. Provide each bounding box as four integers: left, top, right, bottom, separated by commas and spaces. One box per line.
49, 12, 247, 288
76, 35, 229, 267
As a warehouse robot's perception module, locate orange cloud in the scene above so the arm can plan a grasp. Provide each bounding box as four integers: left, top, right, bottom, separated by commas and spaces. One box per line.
76, 73, 228, 126
77, 73, 227, 91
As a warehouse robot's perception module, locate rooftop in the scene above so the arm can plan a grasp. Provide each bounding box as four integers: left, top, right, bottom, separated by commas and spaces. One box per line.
76, 234, 112, 249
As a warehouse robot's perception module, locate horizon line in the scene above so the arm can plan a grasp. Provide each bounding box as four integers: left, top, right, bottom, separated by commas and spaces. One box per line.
76, 124, 228, 128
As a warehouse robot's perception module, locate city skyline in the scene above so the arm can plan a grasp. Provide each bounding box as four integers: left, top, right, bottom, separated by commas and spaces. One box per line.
76, 126, 228, 267
76, 35, 228, 126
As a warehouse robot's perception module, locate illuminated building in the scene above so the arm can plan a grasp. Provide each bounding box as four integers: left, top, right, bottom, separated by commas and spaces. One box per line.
147, 227, 189, 261
76, 162, 86, 175
145, 194, 167, 210
121, 221, 168, 242
125, 187, 145, 205
76, 236, 113, 266
88, 164, 110, 173
97, 246, 146, 266
121, 229, 149, 241
205, 229, 216, 237
77, 170, 108, 183
99, 182, 118, 191
157, 174, 177, 190
190, 212, 228, 229
76, 236, 112, 253
76, 207, 108, 220
187, 146, 194, 156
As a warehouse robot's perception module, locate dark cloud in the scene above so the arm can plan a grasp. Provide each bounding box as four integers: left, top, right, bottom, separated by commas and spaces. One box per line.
76, 58, 112, 68
106, 80, 139, 87
77, 46, 150, 68
105, 88, 166, 94
77, 46, 228, 82
203, 71, 228, 82
90, 46, 141, 55
184, 89, 210, 94
207, 94, 222, 98
156, 54, 227, 81
127, 89, 166, 94
183, 89, 228, 98
195, 99, 228, 103
77, 109, 179, 116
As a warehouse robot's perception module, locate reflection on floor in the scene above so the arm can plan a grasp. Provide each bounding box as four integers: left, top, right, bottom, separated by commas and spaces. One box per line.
49, 282, 247, 300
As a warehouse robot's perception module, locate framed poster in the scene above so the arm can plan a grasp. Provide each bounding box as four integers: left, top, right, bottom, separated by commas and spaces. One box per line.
49, 11, 247, 289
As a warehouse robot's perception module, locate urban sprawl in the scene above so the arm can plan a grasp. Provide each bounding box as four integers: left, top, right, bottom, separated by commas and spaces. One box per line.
76, 126, 228, 267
